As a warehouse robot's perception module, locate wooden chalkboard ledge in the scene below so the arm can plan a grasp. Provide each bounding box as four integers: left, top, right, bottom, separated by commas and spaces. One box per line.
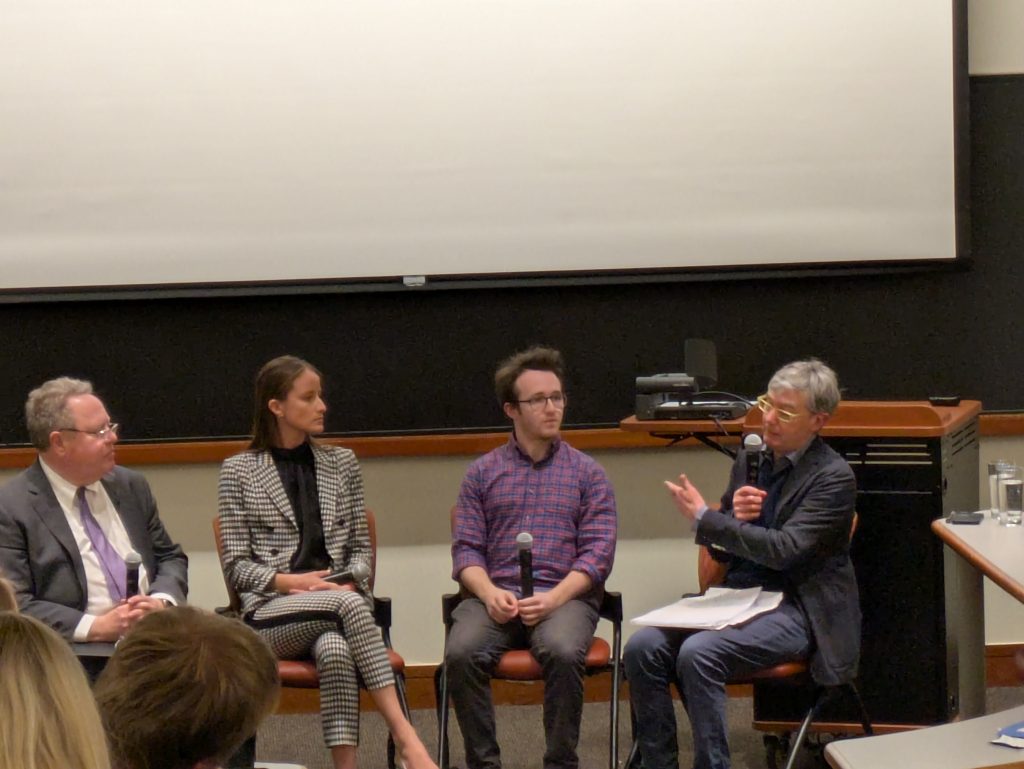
0, 411, 1017, 469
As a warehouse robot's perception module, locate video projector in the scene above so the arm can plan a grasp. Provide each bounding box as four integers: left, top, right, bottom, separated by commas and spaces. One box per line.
635, 374, 750, 420
635, 339, 751, 421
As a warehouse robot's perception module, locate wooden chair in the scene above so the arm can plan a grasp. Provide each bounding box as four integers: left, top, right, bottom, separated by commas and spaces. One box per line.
434, 505, 622, 769
212, 509, 409, 769
625, 513, 872, 769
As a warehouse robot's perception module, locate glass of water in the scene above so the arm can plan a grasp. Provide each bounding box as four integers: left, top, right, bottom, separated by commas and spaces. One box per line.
995, 462, 1019, 524
1003, 474, 1024, 527
989, 461, 1010, 518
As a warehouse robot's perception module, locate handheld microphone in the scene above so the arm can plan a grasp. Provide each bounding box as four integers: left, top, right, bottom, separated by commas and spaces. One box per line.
324, 561, 371, 586
744, 434, 764, 487
516, 532, 534, 598
125, 551, 142, 599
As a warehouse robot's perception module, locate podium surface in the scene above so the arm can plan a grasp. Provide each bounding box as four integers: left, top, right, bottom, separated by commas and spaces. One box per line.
621, 399, 982, 439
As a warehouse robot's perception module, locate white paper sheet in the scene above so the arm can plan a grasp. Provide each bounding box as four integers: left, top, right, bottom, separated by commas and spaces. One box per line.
631, 587, 784, 630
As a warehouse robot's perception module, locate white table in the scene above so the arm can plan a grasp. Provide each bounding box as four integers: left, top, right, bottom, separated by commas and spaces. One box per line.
932, 514, 1024, 604
825, 704, 1024, 769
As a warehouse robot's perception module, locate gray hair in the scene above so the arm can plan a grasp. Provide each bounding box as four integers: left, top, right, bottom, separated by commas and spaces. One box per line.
25, 377, 94, 451
768, 359, 841, 415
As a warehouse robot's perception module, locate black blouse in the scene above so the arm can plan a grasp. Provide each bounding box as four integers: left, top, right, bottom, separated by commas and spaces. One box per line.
271, 442, 331, 572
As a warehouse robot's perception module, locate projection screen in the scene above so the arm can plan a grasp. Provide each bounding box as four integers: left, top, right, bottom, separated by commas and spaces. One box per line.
0, 0, 963, 293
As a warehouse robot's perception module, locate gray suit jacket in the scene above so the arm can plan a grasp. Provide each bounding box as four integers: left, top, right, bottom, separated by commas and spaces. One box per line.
217, 443, 372, 615
696, 436, 860, 685
0, 460, 188, 639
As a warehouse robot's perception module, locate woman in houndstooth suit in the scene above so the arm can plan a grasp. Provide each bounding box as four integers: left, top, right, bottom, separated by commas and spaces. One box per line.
218, 355, 436, 769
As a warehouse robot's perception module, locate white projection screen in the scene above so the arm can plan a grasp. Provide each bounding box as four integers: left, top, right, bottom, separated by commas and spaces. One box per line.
0, 1, 964, 294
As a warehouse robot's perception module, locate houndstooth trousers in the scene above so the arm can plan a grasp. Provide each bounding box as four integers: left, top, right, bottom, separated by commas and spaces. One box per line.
247, 589, 395, 746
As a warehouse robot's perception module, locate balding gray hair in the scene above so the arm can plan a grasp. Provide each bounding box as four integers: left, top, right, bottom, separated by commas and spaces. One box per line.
25, 377, 94, 451
768, 359, 841, 415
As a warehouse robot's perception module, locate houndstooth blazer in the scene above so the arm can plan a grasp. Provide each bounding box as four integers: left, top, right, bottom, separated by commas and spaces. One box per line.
217, 443, 372, 615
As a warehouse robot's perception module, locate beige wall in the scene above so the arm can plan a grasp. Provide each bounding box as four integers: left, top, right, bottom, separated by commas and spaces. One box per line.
970, 0, 1024, 74
3, 436, 1020, 665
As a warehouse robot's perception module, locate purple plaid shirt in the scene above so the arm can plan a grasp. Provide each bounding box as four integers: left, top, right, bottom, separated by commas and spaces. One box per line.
452, 435, 617, 595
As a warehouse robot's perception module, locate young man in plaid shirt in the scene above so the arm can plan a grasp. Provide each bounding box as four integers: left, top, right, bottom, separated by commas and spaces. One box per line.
446, 346, 617, 769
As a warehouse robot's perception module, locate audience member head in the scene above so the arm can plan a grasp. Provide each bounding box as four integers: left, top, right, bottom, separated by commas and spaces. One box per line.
0, 612, 112, 769
494, 345, 566, 408
0, 573, 17, 611
95, 606, 280, 769
26, 376, 120, 485
248, 355, 324, 451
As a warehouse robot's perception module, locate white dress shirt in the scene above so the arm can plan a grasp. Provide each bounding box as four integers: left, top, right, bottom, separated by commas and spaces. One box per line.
39, 458, 174, 640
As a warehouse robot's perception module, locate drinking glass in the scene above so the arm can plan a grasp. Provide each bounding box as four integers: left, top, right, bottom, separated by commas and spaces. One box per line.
998, 464, 1022, 524
1003, 476, 1023, 527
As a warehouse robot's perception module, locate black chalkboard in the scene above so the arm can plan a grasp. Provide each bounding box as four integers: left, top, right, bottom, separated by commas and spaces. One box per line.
1, 75, 1021, 446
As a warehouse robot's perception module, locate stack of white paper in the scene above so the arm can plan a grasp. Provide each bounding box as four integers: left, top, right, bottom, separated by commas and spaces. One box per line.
631, 587, 784, 630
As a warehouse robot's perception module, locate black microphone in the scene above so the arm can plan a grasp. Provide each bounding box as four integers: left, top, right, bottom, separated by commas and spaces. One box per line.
125, 551, 142, 599
324, 561, 371, 586
516, 532, 534, 598
744, 434, 764, 487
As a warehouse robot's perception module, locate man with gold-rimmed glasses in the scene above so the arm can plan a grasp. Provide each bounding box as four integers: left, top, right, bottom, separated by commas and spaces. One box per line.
0, 377, 187, 655
624, 359, 859, 769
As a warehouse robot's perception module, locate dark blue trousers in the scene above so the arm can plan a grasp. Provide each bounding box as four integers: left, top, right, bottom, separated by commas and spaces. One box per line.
624, 600, 811, 769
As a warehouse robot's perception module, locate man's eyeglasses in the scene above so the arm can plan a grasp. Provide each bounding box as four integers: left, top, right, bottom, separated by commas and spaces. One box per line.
755, 395, 802, 424
60, 422, 120, 439
516, 393, 567, 412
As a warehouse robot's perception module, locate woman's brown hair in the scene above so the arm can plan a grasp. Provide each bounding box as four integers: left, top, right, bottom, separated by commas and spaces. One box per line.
248, 355, 322, 451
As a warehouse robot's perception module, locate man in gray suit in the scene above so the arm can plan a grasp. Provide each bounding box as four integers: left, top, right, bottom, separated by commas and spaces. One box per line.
624, 359, 859, 769
0, 377, 187, 644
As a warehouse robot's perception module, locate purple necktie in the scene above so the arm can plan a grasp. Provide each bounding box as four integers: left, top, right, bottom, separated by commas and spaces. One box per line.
77, 487, 126, 602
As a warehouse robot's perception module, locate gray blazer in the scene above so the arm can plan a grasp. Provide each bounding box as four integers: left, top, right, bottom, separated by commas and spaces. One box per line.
696, 436, 860, 686
0, 460, 188, 639
217, 443, 372, 615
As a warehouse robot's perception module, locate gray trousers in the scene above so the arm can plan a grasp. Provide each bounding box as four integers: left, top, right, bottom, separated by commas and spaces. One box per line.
444, 596, 599, 769
623, 600, 811, 769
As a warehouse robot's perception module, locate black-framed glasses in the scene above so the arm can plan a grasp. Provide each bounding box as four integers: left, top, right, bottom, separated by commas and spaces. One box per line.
755, 395, 802, 424
516, 393, 567, 412
60, 422, 120, 439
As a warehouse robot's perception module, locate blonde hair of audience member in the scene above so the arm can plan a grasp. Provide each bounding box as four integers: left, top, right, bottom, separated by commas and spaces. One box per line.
95, 606, 280, 769
0, 575, 16, 611
0, 612, 112, 769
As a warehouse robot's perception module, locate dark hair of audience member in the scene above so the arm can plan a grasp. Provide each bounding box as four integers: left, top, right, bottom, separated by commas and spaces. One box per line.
95, 606, 280, 769
0, 612, 113, 769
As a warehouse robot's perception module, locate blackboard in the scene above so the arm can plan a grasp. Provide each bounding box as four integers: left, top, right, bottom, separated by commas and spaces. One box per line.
1, 75, 1021, 446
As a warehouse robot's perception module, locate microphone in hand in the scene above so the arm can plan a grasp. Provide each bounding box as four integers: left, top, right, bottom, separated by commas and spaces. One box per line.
516, 532, 534, 598
324, 561, 371, 587
744, 433, 764, 487
125, 551, 142, 599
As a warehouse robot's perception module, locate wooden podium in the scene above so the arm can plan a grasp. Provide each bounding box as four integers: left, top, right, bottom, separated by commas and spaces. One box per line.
623, 401, 984, 730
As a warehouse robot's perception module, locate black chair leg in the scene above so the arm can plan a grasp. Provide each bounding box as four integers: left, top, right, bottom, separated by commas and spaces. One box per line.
436, 663, 452, 769
781, 687, 826, 769
608, 657, 620, 769
845, 682, 873, 736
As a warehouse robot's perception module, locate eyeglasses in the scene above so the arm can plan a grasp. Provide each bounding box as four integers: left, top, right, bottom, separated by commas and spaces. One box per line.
755, 395, 802, 424
60, 422, 120, 439
515, 393, 567, 412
